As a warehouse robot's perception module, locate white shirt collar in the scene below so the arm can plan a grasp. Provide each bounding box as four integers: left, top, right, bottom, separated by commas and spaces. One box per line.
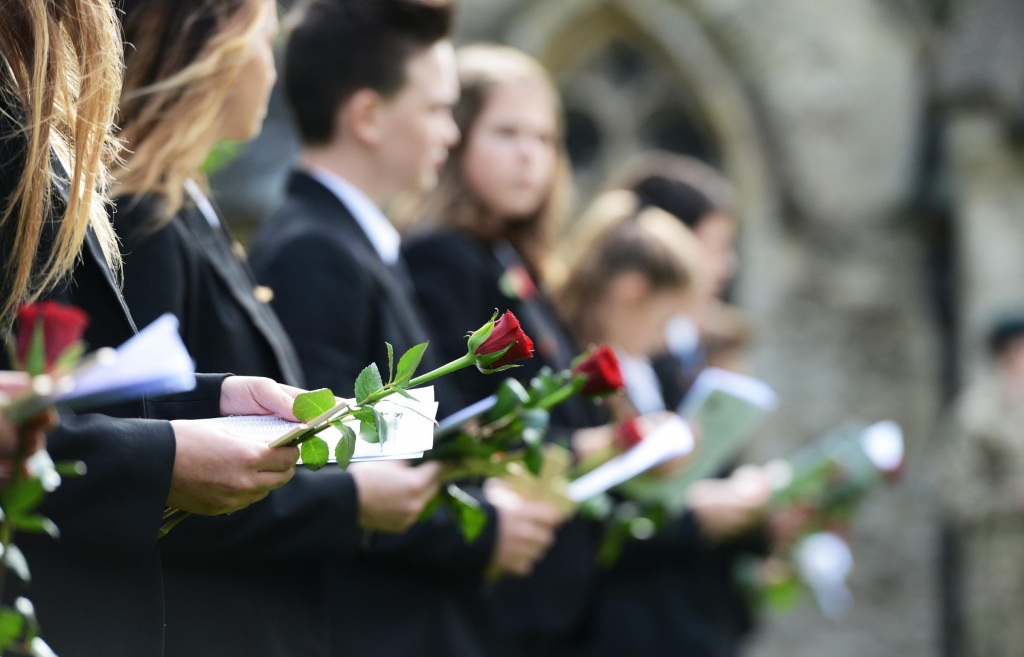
614, 348, 668, 415
306, 166, 401, 266
184, 178, 221, 229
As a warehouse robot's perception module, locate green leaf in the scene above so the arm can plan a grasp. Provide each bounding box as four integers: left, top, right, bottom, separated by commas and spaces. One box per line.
292, 388, 336, 423
52, 340, 85, 371
359, 420, 379, 444
392, 385, 416, 400
351, 407, 376, 425
9, 513, 59, 538
418, 492, 443, 522
446, 484, 488, 543
2, 478, 45, 517
6, 545, 30, 583
25, 320, 45, 377
0, 607, 24, 648
396, 342, 429, 384
300, 435, 330, 471
386, 342, 395, 384
490, 379, 530, 420
355, 363, 384, 403
373, 409, 389, 445
524, 440, 544, 476
333, 422, 357, 470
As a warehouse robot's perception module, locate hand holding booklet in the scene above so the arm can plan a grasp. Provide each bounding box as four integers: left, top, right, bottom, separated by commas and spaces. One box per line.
620, 367, 778, 512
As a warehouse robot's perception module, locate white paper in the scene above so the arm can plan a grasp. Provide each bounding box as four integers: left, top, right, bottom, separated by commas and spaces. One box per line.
566, 415, 695, 503
216, 387, 437, 464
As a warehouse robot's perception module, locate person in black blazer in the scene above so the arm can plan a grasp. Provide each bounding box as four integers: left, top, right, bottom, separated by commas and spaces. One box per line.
0, 25, 300, 656
109, 1, 444, 655
403, 45, 613, 657
252, 5, 563, 655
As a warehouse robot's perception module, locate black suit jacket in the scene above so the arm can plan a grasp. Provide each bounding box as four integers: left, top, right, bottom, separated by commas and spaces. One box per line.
114, 194, 362, 657
251, 171, 499, 657
404, 229, 605, 656
0, 81, 232, 656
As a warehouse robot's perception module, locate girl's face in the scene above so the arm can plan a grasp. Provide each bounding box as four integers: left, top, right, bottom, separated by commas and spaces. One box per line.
219, 0, 279, 143
596, 273, 694, 357
694, 211, 738, 297
462, 80, 560, 222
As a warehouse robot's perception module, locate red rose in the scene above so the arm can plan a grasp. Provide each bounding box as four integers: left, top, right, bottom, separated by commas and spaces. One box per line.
16, 302, 90, 373
614, 417, 645, 452
474, 311, 535, 371
573, 345, 624, 397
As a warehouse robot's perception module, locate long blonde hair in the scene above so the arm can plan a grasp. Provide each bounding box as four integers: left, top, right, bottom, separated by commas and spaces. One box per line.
411, 44, 573, 278
554, 191, 707, 346
114, 0, 269, 224
0, 0, 123, 328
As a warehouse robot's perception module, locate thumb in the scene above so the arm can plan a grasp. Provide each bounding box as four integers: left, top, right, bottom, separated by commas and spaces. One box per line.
256, 379, 300, 421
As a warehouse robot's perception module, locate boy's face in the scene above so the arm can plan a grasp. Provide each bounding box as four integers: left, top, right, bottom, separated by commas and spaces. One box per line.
374, 41, 461, 194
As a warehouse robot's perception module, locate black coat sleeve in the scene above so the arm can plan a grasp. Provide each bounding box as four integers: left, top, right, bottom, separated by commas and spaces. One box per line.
254, 233, 375, 398
37, 413, 176, 565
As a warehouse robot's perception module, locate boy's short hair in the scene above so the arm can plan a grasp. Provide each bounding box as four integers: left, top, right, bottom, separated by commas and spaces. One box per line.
285, 0, 455, 145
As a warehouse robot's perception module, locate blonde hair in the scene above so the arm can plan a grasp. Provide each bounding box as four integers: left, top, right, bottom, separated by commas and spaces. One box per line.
409, 43, 573, 278
0, 0, 123, 328
554, 191, 708, 346
114, 0, 269, 224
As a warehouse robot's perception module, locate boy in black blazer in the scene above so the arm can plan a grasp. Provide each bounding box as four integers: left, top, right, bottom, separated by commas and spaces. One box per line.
251, 1, 563, 655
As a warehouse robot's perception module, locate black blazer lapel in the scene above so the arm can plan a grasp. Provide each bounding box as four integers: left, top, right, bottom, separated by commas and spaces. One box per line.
292, 173, 431, 350
178, 204, 305, 387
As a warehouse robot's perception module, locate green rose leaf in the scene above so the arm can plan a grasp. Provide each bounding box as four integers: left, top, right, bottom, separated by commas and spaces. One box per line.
396, 342, 429, 384
524, 439, 544, 477
373, 408, 389, 445
419, 491, 443, 522
386, 342, 395, 384
300, 435, 330, 471
2, 478, 45, 517
490, 378, 531, 420
359, 419, 379, 444
9, 513, 59, 538
5, 545, 30, 583
351, 407, 376, 425
355, 363, 384, 404
293, 388, 336, 423
0, 607, 24, 648
446, 484, 487, 543
333, 422, 357, 470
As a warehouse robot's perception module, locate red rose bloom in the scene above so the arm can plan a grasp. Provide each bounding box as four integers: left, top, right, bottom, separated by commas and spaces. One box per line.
614, 417, 645, 452
573, 345, 624, 397
474, 311, 535, 370
16, 302, 90, 372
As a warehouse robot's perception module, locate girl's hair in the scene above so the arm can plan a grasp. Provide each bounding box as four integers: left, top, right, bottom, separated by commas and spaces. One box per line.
554, 190, 707, 346
114, 0, 270, 225
0, 0, 123, 327
411, 44, 572, 277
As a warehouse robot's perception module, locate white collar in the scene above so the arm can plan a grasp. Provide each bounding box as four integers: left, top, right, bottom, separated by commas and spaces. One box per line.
614, 348, 668, 415
184, 178, 221, 229
305, 166, 401, 265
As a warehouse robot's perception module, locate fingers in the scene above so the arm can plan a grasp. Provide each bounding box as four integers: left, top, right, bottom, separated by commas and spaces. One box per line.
0, 372, 30, 394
